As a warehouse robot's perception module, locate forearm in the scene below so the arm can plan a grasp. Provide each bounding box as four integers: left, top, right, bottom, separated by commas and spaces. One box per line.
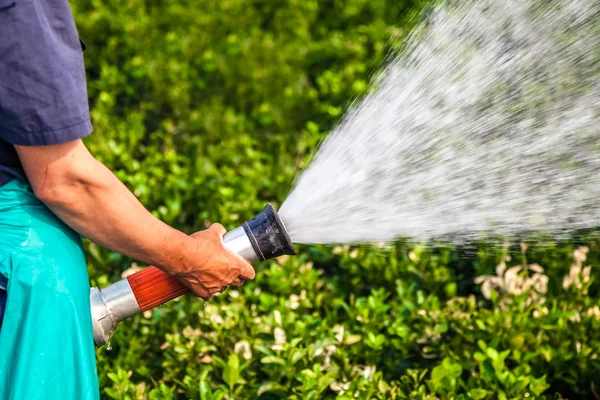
16, 141, 194, 273
44, 160, 191, 271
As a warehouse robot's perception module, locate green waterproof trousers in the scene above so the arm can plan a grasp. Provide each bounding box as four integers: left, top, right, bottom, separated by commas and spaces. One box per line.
0, 180, 99, 399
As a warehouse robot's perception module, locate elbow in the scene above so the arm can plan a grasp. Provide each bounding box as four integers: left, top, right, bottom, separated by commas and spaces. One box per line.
31, 175, 68, 206
31, 167, 86, 207
16, 140, 104, 207
33, 182, 63, 206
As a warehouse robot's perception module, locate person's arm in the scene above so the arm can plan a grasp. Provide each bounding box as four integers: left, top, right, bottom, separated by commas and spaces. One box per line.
0, 0, 251, 298
15, 139, 255, 300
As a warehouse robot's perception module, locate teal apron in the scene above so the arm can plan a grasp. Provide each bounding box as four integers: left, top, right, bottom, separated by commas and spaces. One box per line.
0, 180, 99, 399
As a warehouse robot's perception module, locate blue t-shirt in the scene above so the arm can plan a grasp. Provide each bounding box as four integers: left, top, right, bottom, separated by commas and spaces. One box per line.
0, 0, 92, 186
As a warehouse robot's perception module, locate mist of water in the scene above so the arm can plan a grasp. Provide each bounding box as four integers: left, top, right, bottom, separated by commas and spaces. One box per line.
279, 0, 600, 244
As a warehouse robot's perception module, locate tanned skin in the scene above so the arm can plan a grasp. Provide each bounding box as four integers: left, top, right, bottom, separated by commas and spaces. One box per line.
16, 139, 255, 300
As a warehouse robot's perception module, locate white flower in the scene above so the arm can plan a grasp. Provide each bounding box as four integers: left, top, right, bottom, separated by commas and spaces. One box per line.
564, 247, 592, 290
533, 274, 549, 294
476, 256, 549, 302
520, 242, 528, 253
586, 306, 600, 319
496, 261, 507, 277
274, 310, 282, 326
330, 380, 350, 393
408, 251, 417, 261
333, 325, 345, 343
569, 312, 581, 323
274, 327, 286, 345
504, 266, 522, 291
289, 294, 300, 310
121, 263, 143, 278
278, 255, 290, 265
234, 340, 252, 360
481, 280, 493, 299
528, 264, 544, 273
362, 365, 376, 379
315, 345, 336, 357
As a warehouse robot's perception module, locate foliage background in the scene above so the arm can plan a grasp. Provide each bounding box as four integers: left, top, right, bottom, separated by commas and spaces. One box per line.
71, 0, 600, 398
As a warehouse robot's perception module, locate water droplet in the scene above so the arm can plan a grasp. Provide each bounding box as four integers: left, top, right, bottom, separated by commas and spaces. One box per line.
106, 342, 112, 351
203, 302, 208, 307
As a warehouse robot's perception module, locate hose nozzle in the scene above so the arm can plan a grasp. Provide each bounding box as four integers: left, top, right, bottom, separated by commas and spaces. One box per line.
242, 202, 296, 261
90, 203, 295, 346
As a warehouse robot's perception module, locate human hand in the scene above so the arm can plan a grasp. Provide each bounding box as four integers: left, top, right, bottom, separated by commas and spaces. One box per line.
172, 223, 255, 300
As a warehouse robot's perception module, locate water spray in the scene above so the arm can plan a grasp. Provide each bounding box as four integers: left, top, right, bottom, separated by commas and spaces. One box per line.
90, 203, 295, 347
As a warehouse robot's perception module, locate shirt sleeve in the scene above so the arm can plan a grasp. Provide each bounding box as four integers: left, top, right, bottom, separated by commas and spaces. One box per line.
0, 0, 92, 146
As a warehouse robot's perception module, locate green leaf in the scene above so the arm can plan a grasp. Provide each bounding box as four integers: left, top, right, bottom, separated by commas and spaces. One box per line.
222, 353, 243, 389
480, 360, 495, 381
254, 345, 274, 356
448, 363, 463, 379
510, 335, 525, 349
477, 340, 487, 351
468, 388, 489, 400
199, 381, 213, 400
257, 382, 287, 396
473, 351, 486, 362
430, 365, 447, 382
261, 356, 287, 365
290, 349, 305, 366
104, 388, 120, 399
304, 389, 320, 400
486, 347, 499, 362
529, 375, 550, 396
445, 282, 458, 297
107, 372, 120, 383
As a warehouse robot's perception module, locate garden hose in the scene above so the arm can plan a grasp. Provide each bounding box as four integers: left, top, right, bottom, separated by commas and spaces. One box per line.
90, 203, 296, 346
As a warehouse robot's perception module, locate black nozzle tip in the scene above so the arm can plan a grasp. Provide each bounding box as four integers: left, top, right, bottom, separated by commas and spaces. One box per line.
243, 203, 296, 261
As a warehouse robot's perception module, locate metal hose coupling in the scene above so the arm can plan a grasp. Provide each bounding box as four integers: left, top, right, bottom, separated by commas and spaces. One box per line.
90, 203, 295, 346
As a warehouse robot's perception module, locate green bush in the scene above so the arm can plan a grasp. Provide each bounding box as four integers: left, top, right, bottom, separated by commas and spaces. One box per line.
71, 0, 600, 398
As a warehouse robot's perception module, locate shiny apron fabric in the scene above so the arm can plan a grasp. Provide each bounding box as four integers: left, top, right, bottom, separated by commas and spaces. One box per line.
0, 180, 99, 399
0, 274, 6, 330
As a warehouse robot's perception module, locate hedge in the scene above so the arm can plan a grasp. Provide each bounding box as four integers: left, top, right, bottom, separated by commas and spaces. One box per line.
71, 0, 600, 398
